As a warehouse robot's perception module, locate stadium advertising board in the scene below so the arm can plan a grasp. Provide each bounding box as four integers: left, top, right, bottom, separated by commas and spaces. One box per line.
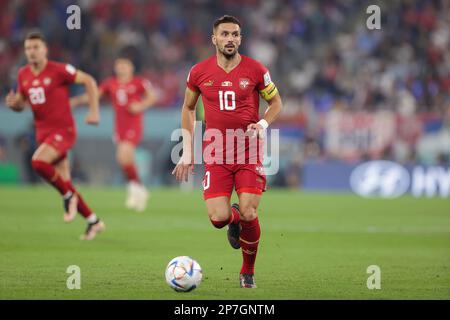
303, 160, 450, 198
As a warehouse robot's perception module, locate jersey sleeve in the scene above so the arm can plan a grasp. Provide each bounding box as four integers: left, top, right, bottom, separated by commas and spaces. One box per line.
16, 69, 26, 97
99, 78, 110, 97
186, 66, 200, 93
255, 62, 278, 101
139, 78, 154, 94
58, 63, 77, 85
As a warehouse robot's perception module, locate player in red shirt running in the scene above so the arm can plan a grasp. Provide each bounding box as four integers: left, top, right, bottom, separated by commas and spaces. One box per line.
5, 31, 105, 240
172, 16, 283, 288
72, 56, 156, 211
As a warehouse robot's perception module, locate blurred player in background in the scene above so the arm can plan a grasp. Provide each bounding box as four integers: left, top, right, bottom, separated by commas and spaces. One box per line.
172, 16, 283, 288
5, 31, 105, 240
72, 56, 156, 212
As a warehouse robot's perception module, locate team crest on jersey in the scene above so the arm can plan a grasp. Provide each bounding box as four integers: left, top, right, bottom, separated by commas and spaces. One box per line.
221, 81, 233, 87
43, 77, 51, 86
239, 78, 250, 89
32, 79, 40, 86
203, 80, 214, 86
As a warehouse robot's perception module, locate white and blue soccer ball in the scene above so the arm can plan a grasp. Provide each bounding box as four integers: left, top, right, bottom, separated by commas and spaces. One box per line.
165, 256, 203, 292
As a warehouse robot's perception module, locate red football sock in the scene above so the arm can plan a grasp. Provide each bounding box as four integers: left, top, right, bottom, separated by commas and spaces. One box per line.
31, 160, 70, 195
66, 181, 94, 218
122, 164, 140, 183
230, 206, 241, 224
239, 217, 261, 275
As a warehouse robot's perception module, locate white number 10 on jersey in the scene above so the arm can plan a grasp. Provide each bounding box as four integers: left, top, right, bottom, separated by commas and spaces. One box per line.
219, 90, 236, 111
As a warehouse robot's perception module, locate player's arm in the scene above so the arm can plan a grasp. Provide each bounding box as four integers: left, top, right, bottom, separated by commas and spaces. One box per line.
172, 87, 200, 182
260, 91, 283, 125
129, 86, 157, 114
74, 70, 100, 125
70, 89, 104, 107
5, 90, 27, 112
247, 84, 283, 136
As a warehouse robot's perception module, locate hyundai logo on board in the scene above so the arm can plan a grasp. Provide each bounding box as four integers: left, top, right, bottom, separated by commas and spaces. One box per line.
350, 161, 410, 198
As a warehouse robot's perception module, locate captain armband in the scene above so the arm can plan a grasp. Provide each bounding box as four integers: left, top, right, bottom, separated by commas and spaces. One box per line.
259, 82, 278, 101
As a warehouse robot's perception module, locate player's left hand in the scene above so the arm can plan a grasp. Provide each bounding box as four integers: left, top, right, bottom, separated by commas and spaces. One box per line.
85, 111, 100, 125
246, 123, 265, 138
129, 102, 143, 114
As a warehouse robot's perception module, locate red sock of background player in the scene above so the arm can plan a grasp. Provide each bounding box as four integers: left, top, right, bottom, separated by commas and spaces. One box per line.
31, 160, 71, 196
122, 164, 140, 183
66, 181, 98, 223
239, 217, 261, 275
210, 205, 241, 229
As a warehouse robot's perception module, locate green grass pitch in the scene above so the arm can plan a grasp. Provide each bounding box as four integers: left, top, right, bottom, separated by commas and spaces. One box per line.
0, 186, 449, 299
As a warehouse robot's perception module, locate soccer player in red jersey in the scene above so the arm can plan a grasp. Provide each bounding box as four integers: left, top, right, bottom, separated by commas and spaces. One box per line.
72, 56, 156, 211
5, 31, 105, 240
172, 16, 283, 288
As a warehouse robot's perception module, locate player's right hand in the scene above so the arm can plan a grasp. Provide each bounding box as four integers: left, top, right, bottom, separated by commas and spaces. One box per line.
85, 110, 100, 125
5, 90, 24, 112
172, 154, 194, 182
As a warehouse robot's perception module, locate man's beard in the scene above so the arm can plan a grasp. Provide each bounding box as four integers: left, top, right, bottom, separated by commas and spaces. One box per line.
220, 47, 237, 60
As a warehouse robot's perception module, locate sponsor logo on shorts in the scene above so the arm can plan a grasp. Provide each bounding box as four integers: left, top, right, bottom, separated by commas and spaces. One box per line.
256, 166, 265, 175
54, 134, 63, 142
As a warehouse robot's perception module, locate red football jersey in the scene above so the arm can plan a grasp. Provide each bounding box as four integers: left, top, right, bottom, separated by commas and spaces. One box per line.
187, 55, 275, 163
17, 60, 77, 142
99, 77, 152, 135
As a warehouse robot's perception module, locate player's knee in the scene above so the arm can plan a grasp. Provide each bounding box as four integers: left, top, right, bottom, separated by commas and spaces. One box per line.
239, 204, 258, 221
117, 152, 134, 167
116, 153, 127, 166
207, 207, 230, 228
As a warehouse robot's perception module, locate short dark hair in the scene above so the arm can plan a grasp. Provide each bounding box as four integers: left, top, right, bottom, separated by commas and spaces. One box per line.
116, 46, 137, 65
115, 55, 134, 64
25, 30, 46, 43
213, 15, 242, 32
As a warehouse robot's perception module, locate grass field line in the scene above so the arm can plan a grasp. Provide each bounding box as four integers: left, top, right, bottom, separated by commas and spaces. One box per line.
1, 216, 449, 235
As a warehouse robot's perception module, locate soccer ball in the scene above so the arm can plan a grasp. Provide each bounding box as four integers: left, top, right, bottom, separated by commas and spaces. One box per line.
165, 256, 203, 292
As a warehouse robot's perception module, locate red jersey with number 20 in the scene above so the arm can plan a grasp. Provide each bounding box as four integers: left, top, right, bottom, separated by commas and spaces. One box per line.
187, 55, 275, 163
17, 61, 77, 142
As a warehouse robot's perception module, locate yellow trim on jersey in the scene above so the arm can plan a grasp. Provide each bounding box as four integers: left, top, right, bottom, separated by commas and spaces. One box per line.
259, 82, 278, 101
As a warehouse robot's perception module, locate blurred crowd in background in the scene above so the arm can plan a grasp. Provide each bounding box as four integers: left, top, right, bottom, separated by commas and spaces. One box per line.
0, 0, 449, 187
1, 0, 449, 112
